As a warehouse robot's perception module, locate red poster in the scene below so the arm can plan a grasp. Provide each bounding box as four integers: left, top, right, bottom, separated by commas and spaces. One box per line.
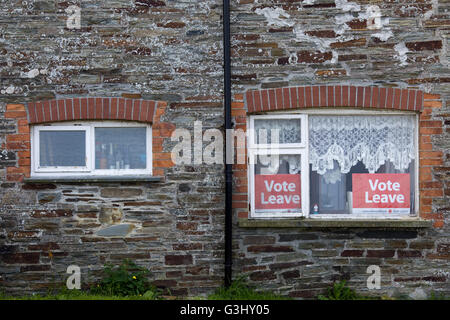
352, 173, 410, 214
255, 174, 301, 210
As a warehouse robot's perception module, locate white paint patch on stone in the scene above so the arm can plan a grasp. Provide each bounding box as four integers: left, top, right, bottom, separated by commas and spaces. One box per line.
357, 8, 393, 42
365, 5, 382, 30
255, 7, 295, 27
394, 42, 410, 66
340, 62, 352, 76
335, 13, 355, 25
335, 0, 361, 12
334, 13, 354, 36
1, 85, 16, 95
291, 2, 396, 66
27, 69, 40, 78
333, 13, 355, 40
423, 0, 438, 21
371, 29, 394, 42
293, 25, 334, 53
324, 51, 339, 65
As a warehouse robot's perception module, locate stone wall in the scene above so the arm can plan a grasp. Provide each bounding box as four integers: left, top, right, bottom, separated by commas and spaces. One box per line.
231, 88, 449, 298
229, 0, 449, 298
0, 0, 449, 299
0, 0, 225, 296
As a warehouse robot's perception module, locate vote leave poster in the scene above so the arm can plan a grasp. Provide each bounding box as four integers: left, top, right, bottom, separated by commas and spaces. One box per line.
255, 174, 301, 211
352, 173, 410, 214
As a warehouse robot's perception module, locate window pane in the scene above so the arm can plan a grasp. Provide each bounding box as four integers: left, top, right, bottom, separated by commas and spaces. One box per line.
309, 115, 416, 215
39, 131, 86, 167
254, 154, 302, 215
309, 115, 415, 174
95, 127, 146, 170
254, 119, 301, 144
310, 161, 415, 215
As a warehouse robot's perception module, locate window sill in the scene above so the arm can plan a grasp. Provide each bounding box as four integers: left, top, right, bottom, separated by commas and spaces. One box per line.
238, 218, 432, 228
24, 176, 163, 183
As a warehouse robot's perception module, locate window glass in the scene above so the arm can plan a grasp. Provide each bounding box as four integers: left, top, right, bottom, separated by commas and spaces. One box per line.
39, 131, 86, 167
95, 127, 146, 170
254, 118, 301, 144
253, 153, 302, 215
308, 115, 416, 215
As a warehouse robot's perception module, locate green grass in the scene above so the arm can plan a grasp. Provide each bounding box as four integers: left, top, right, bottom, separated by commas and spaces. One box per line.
428, 291, 450, 300
0, 259, 163, 300
2, 279, 447, 301
317, 281, 450, 300
317, 281, 380, 300
207, 276, 291, 300
89, 259, 159, 297
0, 277, 290, 300
0, 288, 161, 300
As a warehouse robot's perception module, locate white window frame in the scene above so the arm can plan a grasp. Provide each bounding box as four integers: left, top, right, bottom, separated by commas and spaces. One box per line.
31, 121, 152, 177
248, 114, 308, 218
33, 125, 91, 173
249, 148, 309, 218
249, 114, 307, 149
248, 110, 419, 220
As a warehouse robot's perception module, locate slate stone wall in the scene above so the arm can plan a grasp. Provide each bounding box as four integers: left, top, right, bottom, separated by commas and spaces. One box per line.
229, 0, 449, 299
0, 0, 449, 298
0, 0, 225, 297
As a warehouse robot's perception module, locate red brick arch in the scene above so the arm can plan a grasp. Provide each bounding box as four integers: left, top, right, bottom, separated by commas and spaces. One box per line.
4, 98, 173, 182
233, 87, 445, 228
27, 97, 161, 124
245, 85, 424, 113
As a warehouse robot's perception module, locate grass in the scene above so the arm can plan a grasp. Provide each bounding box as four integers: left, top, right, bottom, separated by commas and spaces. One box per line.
1, 279, 447, 301
0, 288, 161, 300
428, 291, 450, 300
317, 281, 379, 300
317, 281, 450, 300
207, 276, 291, 300
0, 277, 290, 301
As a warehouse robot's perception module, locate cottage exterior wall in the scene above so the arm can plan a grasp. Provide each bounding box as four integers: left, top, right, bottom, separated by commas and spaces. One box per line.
0, 0, 449, 298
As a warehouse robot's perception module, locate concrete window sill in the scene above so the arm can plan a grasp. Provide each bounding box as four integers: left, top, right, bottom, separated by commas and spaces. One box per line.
24, 176, 164, 183
238, 218, 432, 228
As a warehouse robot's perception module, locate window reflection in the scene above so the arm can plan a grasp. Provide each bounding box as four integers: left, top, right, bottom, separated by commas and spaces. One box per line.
40, 131, 85, 167
95, 127, 146, 170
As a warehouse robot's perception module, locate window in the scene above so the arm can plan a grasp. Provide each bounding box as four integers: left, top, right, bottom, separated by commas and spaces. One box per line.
249, 115, 308, 218
249, 112, 418, 219
31, 121, 152, 176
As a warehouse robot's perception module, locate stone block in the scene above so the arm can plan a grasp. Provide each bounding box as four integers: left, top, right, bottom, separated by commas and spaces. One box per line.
37, 193, 61, 204
96, 224, 134, 237
99, 207, 123, 224
243, 235, 276, 245
165, 255, 193, 265
100, 188, 143, 198
357, 230, 418, 239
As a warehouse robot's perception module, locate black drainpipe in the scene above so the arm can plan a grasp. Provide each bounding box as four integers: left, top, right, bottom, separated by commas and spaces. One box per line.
223, 0, 233, 288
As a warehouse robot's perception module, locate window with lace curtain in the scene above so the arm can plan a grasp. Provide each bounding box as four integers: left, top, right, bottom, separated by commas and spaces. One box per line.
248, 112, 418, 219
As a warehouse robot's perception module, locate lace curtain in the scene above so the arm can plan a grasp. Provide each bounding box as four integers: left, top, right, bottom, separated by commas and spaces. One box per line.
309, 115, 415, 175
254, 119, 301, 144
257, 154, 301, 174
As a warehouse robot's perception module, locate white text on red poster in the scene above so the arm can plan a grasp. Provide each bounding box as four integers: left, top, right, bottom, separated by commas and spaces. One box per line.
255, 174, 301, 211
352, 173, 410, 214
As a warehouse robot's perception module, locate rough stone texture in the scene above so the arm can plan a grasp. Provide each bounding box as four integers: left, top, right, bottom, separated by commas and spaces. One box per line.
99, 207, 123, 224
96, 224, 134, 237
0, 0, 449, 299
0, 0, 224, 297
229, 0, 449, 299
